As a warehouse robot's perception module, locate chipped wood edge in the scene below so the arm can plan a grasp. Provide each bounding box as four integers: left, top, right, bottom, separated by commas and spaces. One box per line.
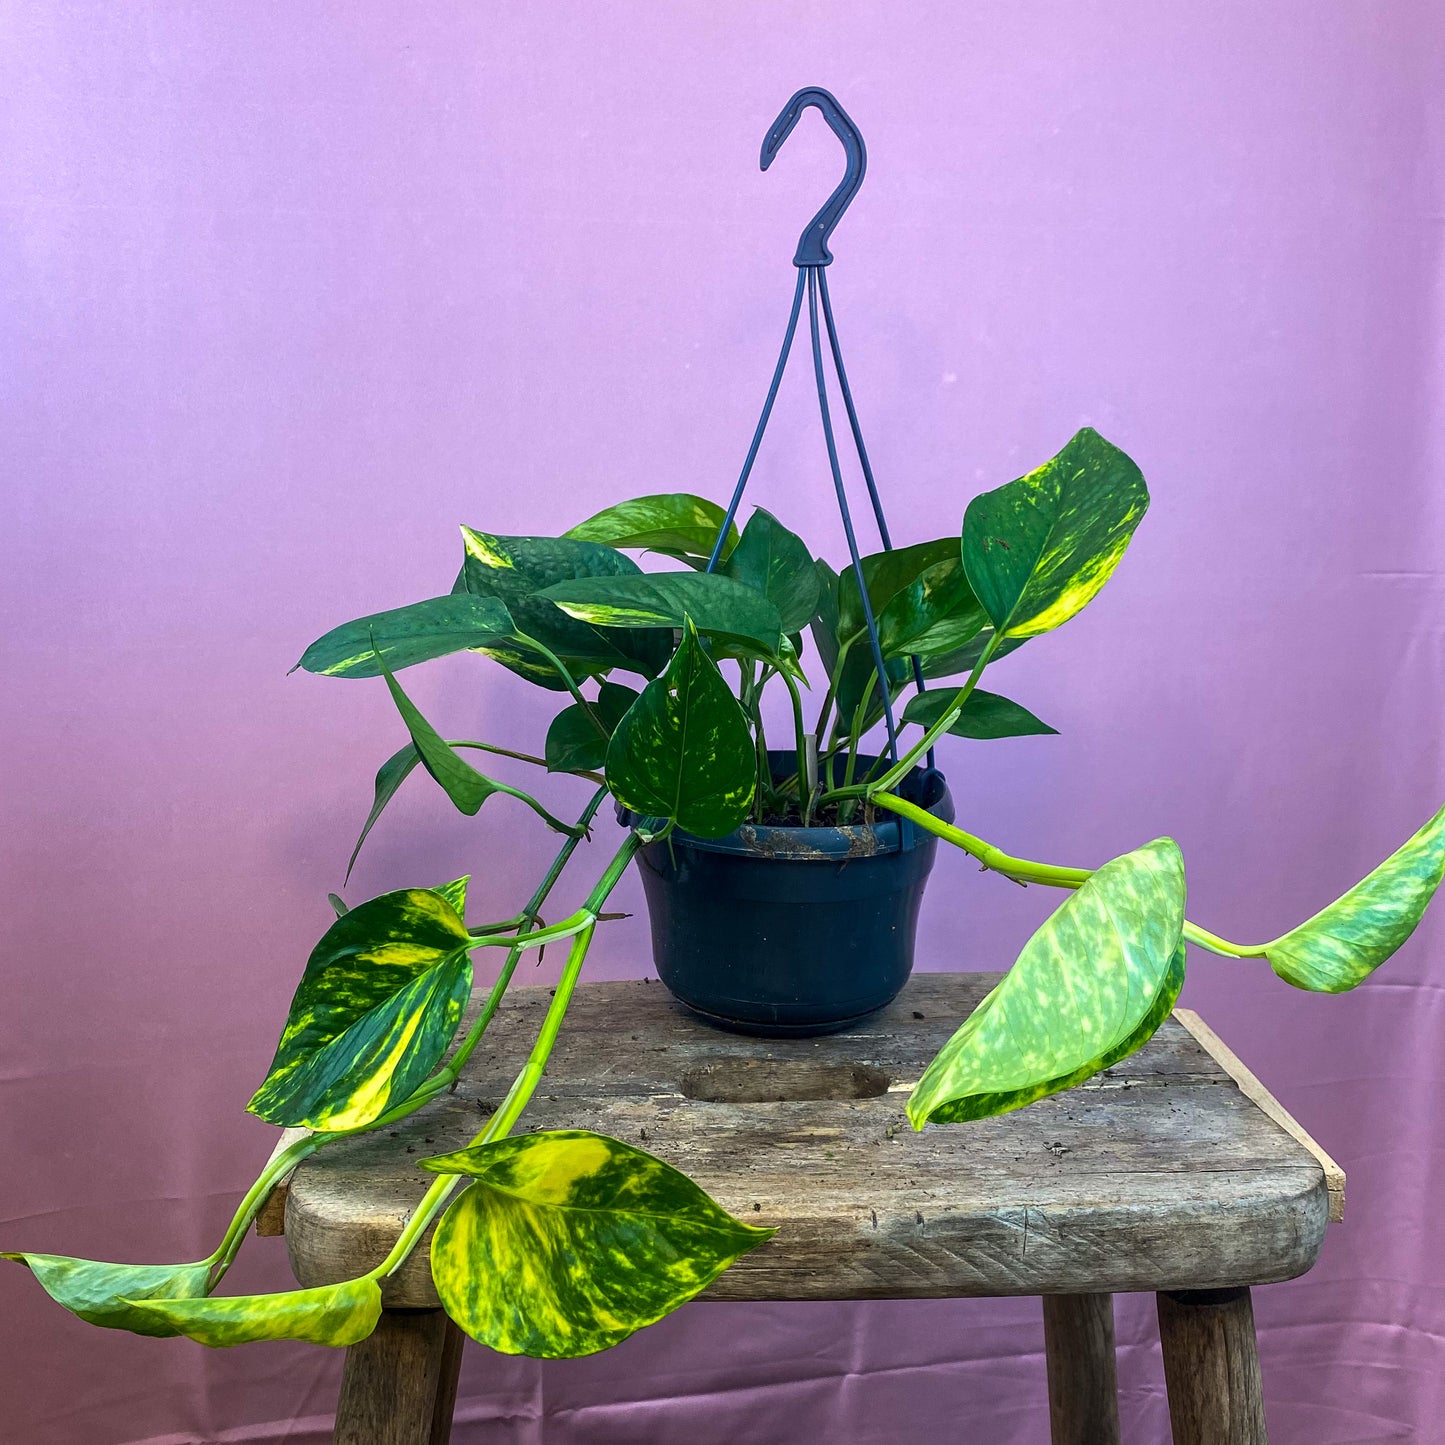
254, 1127, 313, 1237
1173, 1008, 1344, 1223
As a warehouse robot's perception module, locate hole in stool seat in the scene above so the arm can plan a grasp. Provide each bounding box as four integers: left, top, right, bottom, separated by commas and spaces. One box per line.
680, 1058, 892, 1104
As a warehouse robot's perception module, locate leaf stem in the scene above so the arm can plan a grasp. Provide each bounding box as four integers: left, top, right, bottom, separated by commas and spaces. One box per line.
870, 792, 1268, 959
510, 631, 606, 735
366, 828, 647, 1281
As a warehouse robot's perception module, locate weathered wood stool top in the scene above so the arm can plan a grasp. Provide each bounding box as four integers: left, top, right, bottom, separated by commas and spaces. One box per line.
278, 972, 1341, 1308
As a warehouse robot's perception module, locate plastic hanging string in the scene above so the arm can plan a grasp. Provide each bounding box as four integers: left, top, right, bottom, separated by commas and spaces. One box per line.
704, 87, 933, 773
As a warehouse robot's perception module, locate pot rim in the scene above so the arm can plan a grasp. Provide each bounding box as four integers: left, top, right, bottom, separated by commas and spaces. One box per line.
617, 749, 954, 861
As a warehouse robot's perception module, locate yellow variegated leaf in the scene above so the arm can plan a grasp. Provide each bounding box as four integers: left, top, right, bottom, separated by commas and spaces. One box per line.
247, 888, 472, 1130
910, 838, 1186, 1126
1266, 802, 1445, 992
2, 1253, 213, 1337
963, 428, 1148, 639
423, 1130, 772, 1358
604, 619, 755, 837
126, 1278, 382, 1348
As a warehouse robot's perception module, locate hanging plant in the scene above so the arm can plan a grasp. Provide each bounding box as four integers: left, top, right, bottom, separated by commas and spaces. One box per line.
8, 88, 1442, 1363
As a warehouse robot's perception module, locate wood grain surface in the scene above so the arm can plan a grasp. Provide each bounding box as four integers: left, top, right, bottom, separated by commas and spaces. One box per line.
282, 973, 1331, 1308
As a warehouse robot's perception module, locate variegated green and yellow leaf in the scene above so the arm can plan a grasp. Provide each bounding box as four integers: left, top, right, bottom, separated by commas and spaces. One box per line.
423, 1130, 772, 1358
127, 1278, 382, 1348
564, 493, 739, 563
962, 428, 1148, 639
902, 687, 1057, 740
457, 529, 669, 685
1266, 802, 1445, 992
721, 507, 820, 635
909, 838, 1186, 1127
295, 595, 515, 679
247, 888, 472, 1131
837, 538, 960, 644
1, 1253, 213, 1337
540, 573, 783, 658
877, 557, 986, 660
604, 619, 755, 837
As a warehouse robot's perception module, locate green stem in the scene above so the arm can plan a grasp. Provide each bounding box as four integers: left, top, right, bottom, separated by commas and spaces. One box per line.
207, 1134, 321, 1280
451, 739, 604, 787
779, 667, 814, 824
870, 792, 1268, 959
213, 787, 612, 1288
829, 634, 1000, 802
510, 631, 606, 735
814, 633, 857, 748
366, 829, 647, 1281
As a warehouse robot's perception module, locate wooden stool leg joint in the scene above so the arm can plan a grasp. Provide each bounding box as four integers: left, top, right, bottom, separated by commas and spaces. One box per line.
334, 1308, 465, 1445
1043, 1292, 1121, 1445
1157, 1286, 1268, 1445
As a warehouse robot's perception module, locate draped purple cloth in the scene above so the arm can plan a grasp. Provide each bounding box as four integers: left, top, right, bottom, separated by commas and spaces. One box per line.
3, 3, 1443, 1440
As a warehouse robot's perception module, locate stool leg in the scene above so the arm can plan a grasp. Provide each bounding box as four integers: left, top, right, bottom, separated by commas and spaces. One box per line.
334, 1308, 465, 1445
1042, 1292, 1121, 1445
1157, 1287, 1268, 1445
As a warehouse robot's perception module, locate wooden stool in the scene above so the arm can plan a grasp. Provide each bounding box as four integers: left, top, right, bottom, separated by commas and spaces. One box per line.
260, 974, 1343, 1444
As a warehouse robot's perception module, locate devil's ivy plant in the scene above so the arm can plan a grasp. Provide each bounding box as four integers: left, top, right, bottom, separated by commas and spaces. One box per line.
9, 426, 1444, 1358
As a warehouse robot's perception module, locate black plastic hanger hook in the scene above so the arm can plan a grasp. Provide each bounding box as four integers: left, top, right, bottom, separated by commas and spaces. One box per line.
761, 87, 867, 267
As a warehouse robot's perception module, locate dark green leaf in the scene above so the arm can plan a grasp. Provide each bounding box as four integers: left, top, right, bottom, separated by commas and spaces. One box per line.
127, 1278, 382, 1348
837, 539, 960, 643
378, 658, 579, 835
1, 1254, 213, 1337
1265, 802, 1445, 991
721, 508, 820, 634
564, 493, 738, 563
424, 1130, 772, 1358
962, 428, 1149, 639
544, 682, 640, 774
457, 529, 669, 685
902, 688, 1057, 740
877, 558, 986, 660
541, 573, 783, 657
605, 619, 755, 836
247, 887, 473, 1130
810, 559, 842, 679
295, 595, 515, 680
909, 838, 1186, 1126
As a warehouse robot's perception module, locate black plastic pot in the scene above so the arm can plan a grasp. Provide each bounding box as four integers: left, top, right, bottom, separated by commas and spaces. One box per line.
622, 751, 953, 1037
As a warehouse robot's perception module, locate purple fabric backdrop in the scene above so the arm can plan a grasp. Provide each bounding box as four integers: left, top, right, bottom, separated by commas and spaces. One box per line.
4, 3, 1444, 1441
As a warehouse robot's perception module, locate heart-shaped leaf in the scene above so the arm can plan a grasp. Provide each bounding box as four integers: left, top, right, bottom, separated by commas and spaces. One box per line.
877, 558, 987, 660
248, 887, 473, 1130
377, 657, 579, 836
2, 1254, 213, 1337
721, 508, 820, 634
544, 682, 640, 774
1265, 802, 1445, 992
902, 687, 1057, 740
564, 493, 739, 563
541, 573, 783, 657
423, 1130, 772, 1358
837, 539, 959, 644
295, 595, 515, 679
458, 529, 669, 684
126, 1278, 382, 1348
605, 619, 755, 837
963, 428, 1148, 639
909, 838, 1186, 1127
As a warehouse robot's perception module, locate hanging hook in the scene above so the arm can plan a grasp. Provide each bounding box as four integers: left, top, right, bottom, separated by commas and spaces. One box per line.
761, 87, 867, 268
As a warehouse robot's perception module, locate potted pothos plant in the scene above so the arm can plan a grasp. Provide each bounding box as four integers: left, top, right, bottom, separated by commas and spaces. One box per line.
7, 426, 1444, 1361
